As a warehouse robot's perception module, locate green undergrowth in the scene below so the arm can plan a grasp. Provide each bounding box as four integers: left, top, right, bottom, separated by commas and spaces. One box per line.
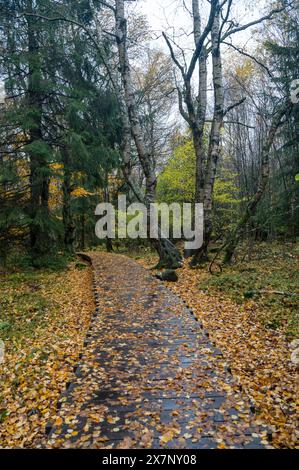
199, 243, 299, 339
0, 255, 85, 344
0, 269, 61, 344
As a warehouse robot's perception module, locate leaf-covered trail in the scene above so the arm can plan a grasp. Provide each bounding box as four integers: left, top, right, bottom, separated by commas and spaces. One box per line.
46, 253, 269, 449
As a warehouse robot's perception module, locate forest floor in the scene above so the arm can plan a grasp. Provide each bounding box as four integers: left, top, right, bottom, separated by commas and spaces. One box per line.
0, 243, 298, 448
0, 260, 94, 448
133, 242, 299, 448
45, 252, 269, 449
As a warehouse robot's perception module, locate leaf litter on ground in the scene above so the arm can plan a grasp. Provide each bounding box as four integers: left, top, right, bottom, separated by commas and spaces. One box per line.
137, 247, 298, 449
0, 262, 94, 448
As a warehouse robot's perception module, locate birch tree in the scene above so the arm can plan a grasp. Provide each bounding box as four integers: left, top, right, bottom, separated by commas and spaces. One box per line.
115, 0, 182, 268
18, 0, 182, 267
164, 0, 291, 265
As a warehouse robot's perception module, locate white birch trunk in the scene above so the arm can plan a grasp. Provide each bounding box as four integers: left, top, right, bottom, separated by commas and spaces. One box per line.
115, 0, 182, 267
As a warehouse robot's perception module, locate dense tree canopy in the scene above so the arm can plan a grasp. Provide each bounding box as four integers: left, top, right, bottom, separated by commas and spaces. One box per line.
0, 0, 298, 267
0, 0, 298, 453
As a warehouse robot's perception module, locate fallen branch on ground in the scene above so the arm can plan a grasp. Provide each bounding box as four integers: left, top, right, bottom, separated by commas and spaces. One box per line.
248, 290, 299, 297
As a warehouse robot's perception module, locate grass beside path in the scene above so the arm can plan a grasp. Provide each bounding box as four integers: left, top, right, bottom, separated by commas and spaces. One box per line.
0, 261, 94, 448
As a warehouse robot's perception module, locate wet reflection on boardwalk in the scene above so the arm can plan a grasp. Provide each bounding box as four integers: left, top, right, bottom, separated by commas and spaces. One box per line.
47, 253, 267, 449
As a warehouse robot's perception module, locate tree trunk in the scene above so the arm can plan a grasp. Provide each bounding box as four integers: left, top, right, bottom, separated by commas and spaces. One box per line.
62, 147, 75, 254
164, 0, 220, 266
193, 0, 208, 197
115, 0, 182, 268
26, 2, 50, 261
121, 107, 145, 202
104, 174, 114, 252
80, 212, 85, 251
191, 4, 223, 266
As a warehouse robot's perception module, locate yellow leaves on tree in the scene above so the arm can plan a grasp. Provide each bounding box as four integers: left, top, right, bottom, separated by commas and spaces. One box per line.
71, 187, 95, 198
235, 59, 254, 81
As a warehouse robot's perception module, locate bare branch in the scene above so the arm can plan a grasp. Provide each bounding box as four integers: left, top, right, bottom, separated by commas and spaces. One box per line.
187, 0, 218, 81
177, 87, 191, 125
205, 119, 255, 129
223, 97, 246, 116
218, 0, 233, 40
223, 41, 273, 77
98, 0, 116, 12
162, 32, 186, 78
221, 4, 291, 41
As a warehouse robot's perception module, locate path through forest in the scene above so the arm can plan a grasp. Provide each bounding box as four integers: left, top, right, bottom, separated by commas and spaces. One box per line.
45, 253, 268, 449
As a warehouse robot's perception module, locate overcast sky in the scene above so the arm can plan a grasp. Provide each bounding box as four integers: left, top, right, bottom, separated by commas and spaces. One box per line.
126, 0, 272, 126
135, 0, 269, 50
0, 0, 271, 101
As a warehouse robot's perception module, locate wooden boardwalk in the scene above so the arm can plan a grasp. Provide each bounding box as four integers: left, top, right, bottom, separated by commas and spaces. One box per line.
46, 253, 267, 449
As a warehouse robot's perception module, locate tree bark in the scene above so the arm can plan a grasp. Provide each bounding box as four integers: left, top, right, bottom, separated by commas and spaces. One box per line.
115, 0, 156, 203
80, 212, 85, 251
121, 107, 145, 202
62, 147, 75, 254
115, 0, 182, 268
164, 1, 219, 266
165, 1, 286, 266
191, 4, 224, 265
104, 173, 114, 252
26, 1, 50, 260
